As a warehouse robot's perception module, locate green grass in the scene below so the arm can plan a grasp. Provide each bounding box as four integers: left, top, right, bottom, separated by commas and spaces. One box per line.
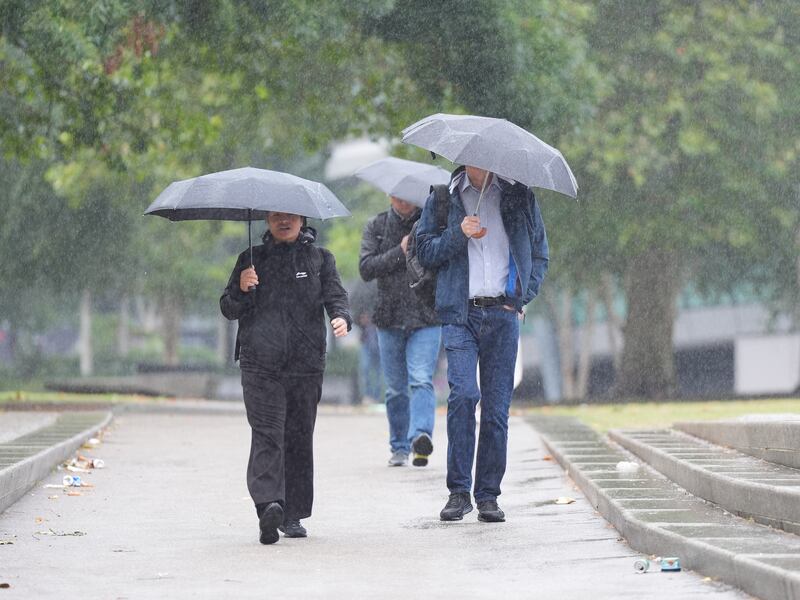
524, 398, 800, 432
0, 390, 167, 405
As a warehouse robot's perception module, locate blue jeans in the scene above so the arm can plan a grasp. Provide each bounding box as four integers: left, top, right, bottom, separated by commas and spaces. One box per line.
359, 343, 382, 400
442, 306, 519, 502
377, 326, 441, 454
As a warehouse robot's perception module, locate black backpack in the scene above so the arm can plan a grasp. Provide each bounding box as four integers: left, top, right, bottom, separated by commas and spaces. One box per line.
406, 184, 450, 310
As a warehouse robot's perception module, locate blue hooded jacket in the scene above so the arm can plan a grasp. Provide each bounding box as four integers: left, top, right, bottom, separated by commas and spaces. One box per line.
415, 173, 549, 325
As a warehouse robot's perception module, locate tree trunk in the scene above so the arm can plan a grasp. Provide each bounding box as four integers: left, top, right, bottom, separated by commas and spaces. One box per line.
576, 290, 596, 399
135, 296, 160, 333
615, 248, 681, 399
555, 289, 576, 400
549, 288, 575, 400
599, 273, 623, 371
162, 297, 182, 366
117, 295, 130, 357
6, 323, 18, 364
78, 288, 93, 376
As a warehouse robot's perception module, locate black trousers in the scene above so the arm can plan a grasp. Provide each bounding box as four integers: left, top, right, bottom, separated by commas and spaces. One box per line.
240, 366, 322, 521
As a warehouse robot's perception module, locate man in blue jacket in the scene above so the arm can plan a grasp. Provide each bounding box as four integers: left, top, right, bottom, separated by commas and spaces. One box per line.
416, 165, 548, 523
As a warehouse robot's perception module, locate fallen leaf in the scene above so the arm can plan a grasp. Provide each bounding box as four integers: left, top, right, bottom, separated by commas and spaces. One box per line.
66, 491, 83, 497
542, 455, 553, 461
0, 583, 9, 589
36, 529, 85, 537
35, 517, 44, 524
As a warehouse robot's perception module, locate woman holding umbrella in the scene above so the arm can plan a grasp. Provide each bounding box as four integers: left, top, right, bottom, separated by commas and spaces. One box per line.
147, 167, 352, 545
220, 210, 352, 544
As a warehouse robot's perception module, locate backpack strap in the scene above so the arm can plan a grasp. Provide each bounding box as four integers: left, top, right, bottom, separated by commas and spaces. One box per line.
430, 184, 450, 231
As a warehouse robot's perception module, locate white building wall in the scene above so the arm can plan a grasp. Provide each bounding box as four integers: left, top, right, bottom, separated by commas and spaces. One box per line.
735, 334, 800, 395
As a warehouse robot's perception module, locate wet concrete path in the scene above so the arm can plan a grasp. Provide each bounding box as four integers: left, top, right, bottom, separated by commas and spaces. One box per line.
0, 410, 749, 599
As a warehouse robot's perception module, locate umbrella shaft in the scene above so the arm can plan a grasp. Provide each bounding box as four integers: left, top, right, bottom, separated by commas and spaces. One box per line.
248, 209, 253, 267
473, 172, 490, 216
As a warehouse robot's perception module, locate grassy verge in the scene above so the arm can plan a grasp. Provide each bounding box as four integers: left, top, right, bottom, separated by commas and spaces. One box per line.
523, 398, 800, 432
0, 390, 167, 406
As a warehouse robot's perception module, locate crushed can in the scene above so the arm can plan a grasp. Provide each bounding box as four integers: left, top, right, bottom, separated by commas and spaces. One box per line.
634, 556, 681, 573
633, 558, 650, 573
660, 557, 681, 571
62, 475, 82, 487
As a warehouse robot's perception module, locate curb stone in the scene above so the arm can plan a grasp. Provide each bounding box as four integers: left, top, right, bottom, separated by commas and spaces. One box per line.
0, 411, 112, 515
610, 428, 800, 535
529, 415, 800, 600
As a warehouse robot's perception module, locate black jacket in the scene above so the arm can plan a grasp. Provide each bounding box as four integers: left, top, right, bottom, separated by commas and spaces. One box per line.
359, 208, 438, 330
220, 227, 352, 375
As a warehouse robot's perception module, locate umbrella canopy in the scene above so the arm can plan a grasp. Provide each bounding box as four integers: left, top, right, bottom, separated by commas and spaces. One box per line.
144, 167, 351, 221
401, 113, 578, 199
354, 157, 451, 208
145, 166, 350, 270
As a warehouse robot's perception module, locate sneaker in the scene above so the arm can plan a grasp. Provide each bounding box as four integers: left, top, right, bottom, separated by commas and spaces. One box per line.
388, 450, 408, 467
477, 499, 506, 523
257, 501, 284, 544
439, 492, 473, 521
279, 519, 307, 538
411, 432, 433, 467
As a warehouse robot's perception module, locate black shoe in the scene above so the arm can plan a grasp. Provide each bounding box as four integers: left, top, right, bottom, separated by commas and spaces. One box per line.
411, 433, 433, 467
257, 502, 283, 544
388, 451, 408, 467
439, 493, 473, 521
477, 499, 506, 523
279, 519, 307, 538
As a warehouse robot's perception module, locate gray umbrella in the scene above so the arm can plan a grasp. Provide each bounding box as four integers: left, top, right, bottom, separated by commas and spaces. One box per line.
145, 166, 350, 221
401, 113, 578, 199
354, 157, 451, 208
145, 166, 350, 268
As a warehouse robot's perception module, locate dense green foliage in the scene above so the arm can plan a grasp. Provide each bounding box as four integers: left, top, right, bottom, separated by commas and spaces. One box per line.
0, 1, 797, 396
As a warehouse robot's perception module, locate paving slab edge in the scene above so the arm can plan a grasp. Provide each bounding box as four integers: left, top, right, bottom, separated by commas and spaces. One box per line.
674, 421, 800, 470
0, 412, 113, 515
609, 429, 800, 535
537, 428, 800, 600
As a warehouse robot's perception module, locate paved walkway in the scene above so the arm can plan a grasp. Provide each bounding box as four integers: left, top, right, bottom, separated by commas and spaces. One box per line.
0, 411, 749, 599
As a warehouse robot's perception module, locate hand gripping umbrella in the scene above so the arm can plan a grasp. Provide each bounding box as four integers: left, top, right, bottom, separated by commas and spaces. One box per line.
145, 166, 351, 273
354, 157, 451, 208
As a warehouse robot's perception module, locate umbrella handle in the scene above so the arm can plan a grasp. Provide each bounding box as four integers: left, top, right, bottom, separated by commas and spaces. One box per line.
470, 172, 490, 239
247, 212, 256, 292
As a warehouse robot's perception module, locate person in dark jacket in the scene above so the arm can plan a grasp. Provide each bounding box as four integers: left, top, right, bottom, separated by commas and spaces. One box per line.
416, 165, 548, 524
220, 211, 351, 545
359, 196, 441, 468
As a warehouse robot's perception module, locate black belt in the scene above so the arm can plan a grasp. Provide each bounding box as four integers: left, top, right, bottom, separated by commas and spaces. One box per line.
470, 295, 506, 307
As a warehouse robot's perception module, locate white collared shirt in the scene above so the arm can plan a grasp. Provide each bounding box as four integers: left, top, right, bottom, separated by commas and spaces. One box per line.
453, 171, 510, 298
